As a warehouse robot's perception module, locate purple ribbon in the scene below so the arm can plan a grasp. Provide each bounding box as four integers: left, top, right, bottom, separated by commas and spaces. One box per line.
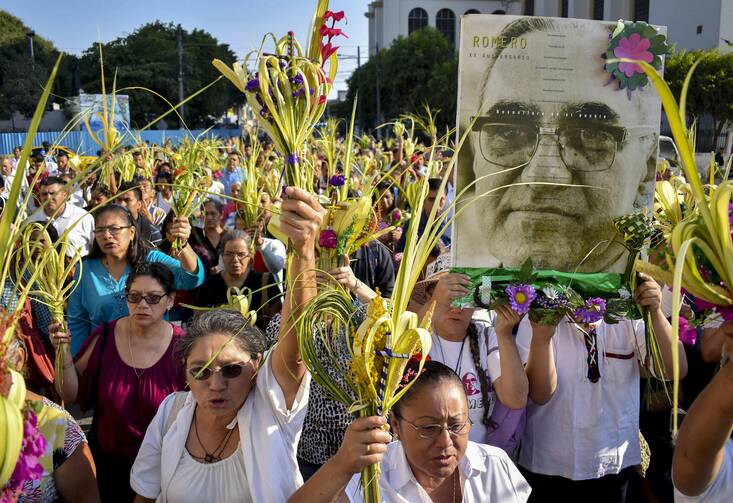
286, 153, 299, 165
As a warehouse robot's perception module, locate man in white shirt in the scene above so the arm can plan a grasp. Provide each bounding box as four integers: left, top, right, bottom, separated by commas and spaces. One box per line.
515, 273, 687, 502
673, 323, 733, 503
26, 176, 95, 257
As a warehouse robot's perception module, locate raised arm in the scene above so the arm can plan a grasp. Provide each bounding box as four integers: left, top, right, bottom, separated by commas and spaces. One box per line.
525, 321, 558, 405
272, 187, 323, 408
635, 273, 688, 379
288, 416, 390, 503
673, 355, 733, 496
492, 306, 529, 409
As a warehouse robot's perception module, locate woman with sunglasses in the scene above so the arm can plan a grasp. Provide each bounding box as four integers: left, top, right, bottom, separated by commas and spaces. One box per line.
131, 186, 322, 502
52, 262, 186, 502
67, 204, 204, 355
288, 360, 531, 502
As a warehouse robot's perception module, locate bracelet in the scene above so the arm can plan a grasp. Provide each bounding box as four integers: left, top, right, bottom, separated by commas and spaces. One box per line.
352, 278, 362, 291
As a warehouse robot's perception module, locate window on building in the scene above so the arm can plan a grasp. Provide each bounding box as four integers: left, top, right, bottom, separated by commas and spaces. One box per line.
634, 0, 650, 22
593, 0, 604, 20
408, 7, 429, 35
560, 0, 569, 17
436, 8, 456, 44
465, 9, 480, 15
524, 0, 535, 15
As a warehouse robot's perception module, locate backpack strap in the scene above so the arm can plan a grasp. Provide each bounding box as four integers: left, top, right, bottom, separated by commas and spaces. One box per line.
163, 391, 189, 436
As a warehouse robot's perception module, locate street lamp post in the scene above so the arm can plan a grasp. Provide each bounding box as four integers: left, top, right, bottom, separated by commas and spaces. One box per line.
27, 30, 35, 67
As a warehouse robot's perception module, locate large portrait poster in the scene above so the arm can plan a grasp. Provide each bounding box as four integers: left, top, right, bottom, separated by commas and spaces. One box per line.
453, 15, 665, 277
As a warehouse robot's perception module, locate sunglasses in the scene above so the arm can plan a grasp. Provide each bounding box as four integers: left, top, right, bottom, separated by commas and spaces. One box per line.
124, 292, 167, 305
187, 363, 250, 381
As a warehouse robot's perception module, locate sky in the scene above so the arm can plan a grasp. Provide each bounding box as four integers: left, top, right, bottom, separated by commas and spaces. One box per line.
3, 0, 369, 93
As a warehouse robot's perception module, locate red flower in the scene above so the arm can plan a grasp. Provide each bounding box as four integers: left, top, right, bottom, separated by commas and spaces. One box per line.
320, 25, 348, 39
324, 10, 346, 22
318, 95, 327, 105
321, 41, 338, 62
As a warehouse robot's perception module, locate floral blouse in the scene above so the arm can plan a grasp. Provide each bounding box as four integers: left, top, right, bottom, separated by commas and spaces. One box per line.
19, 398, 86, 503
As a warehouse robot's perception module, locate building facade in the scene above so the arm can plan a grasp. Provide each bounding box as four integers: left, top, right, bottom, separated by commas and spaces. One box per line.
366, 0, 732, 55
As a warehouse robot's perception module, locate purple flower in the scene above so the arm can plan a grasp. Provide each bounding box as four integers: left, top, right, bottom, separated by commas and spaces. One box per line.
292, 88, 305, 99
506, 284, 536, 314
290, 74, 304, 86
3, 409, 47, 500
319, 228, 338, 249
574, 297, 607, 324
329, 174, 346, 187
613, 33, 654, 77
245, 78, 260, 92
391, 209, 402, 222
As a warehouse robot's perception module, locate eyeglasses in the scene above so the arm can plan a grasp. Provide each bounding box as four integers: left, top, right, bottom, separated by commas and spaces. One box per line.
395, 414, 472, 439
471, 117, 654, 172
223, 251, 250, 261
125, 292, 167, 305
187, 362, 251, 381
94, 225, 132, 236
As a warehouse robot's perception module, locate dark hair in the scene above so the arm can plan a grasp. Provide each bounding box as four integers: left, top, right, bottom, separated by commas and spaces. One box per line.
427, 178, 443, 191
89, 204, 148, 265
467, 323, 493, 427
23, 220, 60, 243
392, 360, 466, 419
174, 309, 266, 366
118, 182, 143, 201
56, 151, 69, 159
39, 176, 65, 188
203, 199, 224, 215
32, 155, 44, 164
155, 171, 172, 184
125, 261, 175, 294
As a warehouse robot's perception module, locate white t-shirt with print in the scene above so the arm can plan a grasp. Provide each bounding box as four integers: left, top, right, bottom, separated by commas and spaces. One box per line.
429, 318, 508, 444
674, 440, 733, 503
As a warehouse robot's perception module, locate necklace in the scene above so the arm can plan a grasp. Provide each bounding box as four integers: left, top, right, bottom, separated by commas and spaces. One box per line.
192, 410, 236, 463
435, 335, 467, 377
126, 326, 144, 379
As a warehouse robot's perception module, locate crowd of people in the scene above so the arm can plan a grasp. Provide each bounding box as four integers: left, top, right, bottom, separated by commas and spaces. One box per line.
0, 132, 731, 503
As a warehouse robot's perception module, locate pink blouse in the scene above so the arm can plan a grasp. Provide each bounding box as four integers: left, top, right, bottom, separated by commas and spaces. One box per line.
77, 319, 186, 460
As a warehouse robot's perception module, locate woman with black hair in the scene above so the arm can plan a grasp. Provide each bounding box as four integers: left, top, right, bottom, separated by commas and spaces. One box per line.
52, 262, 187, 502
288, 360, 531, 502
66, 204, 204, 355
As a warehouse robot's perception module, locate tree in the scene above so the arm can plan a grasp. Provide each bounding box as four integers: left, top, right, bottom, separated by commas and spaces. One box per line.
78, 22, 239, 129
0, 11, 78, 123
337, 27, 458, 133
665, 49, 733, 151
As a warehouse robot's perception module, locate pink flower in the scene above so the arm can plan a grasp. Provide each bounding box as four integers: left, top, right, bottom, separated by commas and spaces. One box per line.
319, 228, 338, 249
613, 33, 654, 77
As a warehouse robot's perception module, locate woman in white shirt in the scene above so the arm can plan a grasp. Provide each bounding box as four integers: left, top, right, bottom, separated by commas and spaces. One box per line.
416, 253, 528, 452
518, 273, 687, 502
288, 360, 531, 503
130, 186, 323, 502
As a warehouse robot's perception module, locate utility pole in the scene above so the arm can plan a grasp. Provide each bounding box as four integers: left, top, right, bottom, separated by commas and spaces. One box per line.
177, 25, 185, 124
356, 45, 362, 133
375, 44, 382, 139
27, 31, 35, 68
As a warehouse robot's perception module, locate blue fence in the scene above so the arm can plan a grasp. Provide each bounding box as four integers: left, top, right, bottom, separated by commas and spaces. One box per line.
0, 128, 243, 155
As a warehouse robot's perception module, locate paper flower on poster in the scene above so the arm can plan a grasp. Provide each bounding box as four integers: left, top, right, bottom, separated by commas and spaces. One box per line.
603, 20, 669, 96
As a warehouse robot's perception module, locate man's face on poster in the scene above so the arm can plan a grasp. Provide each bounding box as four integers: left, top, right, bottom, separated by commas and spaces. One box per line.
468, 26, 657, 272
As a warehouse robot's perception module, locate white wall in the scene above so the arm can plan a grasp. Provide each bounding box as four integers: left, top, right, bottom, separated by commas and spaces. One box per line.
650, 0, 722, 50
369, 0, 523, 54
